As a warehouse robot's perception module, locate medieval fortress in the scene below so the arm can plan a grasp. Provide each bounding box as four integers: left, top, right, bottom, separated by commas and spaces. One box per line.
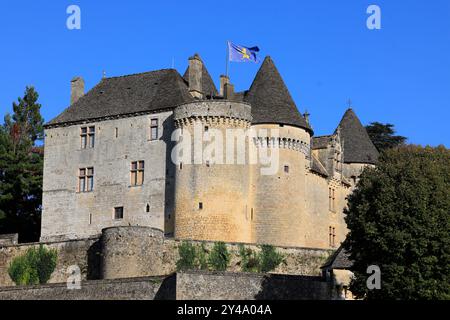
40, 53, 379, 250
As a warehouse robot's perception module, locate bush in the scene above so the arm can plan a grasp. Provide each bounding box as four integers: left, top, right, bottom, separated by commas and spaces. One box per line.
176, 241, 197, 271
258, 245, 283, 273
208, 242, 230, 271
197, 243, 209, 270
8, 245, 57, 286
239, 245, 260, 273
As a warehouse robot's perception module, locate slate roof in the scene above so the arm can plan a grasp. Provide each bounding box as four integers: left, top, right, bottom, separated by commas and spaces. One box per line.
183, 56, 218, 97
312, 135, 332, 150
46, 69, 193, 127
244, 56, 312, 133
337, 109, 379, 164
321, 245, 353, 270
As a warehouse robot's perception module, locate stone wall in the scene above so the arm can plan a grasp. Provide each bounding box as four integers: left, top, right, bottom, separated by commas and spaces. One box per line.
41, 110, 176, 241
0, 272, 339, 300
0, 275, 175, 300
0, 237, 100, 287
0, 227, 333, 287
176, 271, 339, 300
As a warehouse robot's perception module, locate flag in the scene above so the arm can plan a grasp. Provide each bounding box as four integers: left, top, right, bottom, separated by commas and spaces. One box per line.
228, 41, 260, 63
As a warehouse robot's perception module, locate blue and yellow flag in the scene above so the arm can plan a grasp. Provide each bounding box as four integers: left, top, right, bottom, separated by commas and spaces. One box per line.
228, 41, 260, 63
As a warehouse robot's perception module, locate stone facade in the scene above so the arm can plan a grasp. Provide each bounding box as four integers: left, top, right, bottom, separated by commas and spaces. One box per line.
41, 111, 175, 241
39, 53, 379, 250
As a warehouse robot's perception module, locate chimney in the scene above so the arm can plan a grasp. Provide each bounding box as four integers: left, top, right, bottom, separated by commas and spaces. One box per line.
188, 54, 203, 99
71, 76, 85, 105
220, 75, 230, 97
224, 82, 234, 100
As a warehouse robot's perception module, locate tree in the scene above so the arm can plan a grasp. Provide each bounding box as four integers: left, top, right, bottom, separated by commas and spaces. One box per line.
365, 122, 406, 152
0, 86, 44, 243
344, 145, 450, 300
8, 245, 57, 286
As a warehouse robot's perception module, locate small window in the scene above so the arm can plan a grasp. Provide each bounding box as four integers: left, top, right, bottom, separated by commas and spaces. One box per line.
329, 188, 336, 212
88, 126, 95, 148
115, 127, 118, 138
80, 127, 87, 149
206, 160, 210, 167
114, 207, 124, 220
180, 162, 183, 170
329, 227, 336, 247
284, 165, 289, 173
146, 204, 150, 213
131, 161, 145, 186
199, 202, 203, 210
79, 167, 94, 192
205, 126, 209, 132
150, 119, 159, 141
89, 214, 92, 225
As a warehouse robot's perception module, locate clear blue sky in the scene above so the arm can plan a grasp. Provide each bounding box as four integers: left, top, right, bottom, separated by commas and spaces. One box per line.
0, 0, 449, 146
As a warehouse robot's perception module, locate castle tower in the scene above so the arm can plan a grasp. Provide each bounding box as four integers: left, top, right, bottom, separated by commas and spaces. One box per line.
174, 55, 253, 242
337, 108, 379, 187
245, 57, 313, 247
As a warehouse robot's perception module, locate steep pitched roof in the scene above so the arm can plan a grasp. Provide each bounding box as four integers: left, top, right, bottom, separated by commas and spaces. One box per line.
321, 245, 353, 270
244, 56, 312, 133
46, 69, 193, 127
337, 109, 379, 164
183, 56, 218, 97
312, 135, 332, 150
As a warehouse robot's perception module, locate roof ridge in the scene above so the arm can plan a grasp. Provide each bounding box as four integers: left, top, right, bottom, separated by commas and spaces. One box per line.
105, 68, 178, 80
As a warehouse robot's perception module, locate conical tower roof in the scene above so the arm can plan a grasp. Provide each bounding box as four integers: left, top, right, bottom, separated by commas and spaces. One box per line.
337, 108, 379, 164
245, 56, 312, 133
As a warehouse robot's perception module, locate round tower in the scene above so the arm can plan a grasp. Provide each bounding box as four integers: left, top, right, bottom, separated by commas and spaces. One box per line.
249, 124, 312, 247
173, 100, 253, 243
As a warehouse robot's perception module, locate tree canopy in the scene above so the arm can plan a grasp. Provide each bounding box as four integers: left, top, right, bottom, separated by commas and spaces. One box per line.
0, 86, 44, 243
344, 145, 450, 300
365, 122, 407, 152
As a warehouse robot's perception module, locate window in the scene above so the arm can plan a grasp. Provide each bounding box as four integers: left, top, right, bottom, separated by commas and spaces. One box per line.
329, 227, 336, 247
199, 202, 203, 210
329, 188, 336, 212
150, 119, 159, 141
115, 127, 118, 138
79, 168, 94, 192
80, 127, 87, 149
206, 160, 210, 167
81, 126, 95, 149
114, 207, 124, 220
180, 162, 183, 170
89, 214, 92, 225
205, 126, 209, 132
146, 204, 150, 213
131, 161, 145, 186
284, 165, 289, 173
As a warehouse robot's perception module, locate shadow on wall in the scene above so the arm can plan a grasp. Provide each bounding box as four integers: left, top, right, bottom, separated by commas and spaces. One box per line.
154, 273, 176, 300
162, 115, 176, 236
254, 275, 333, 300
87, 240, 102, 280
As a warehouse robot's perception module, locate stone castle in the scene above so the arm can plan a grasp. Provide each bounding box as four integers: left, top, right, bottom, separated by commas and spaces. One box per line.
40, 54, 379, 250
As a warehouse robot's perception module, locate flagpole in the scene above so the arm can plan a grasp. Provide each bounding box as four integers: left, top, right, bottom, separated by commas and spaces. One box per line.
226, 40, 230, 78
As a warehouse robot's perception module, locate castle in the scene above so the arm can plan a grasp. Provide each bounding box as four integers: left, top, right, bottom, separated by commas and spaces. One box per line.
40, 54, 379, 250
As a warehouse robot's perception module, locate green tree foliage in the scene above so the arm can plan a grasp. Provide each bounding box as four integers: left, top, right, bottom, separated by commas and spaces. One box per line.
0, 86, 44, 242
8, 245, 57, 286
176, 241, 197, 271
208, 242, 230, 271
344, 145, 450, 300
238, 244, 284, 273
365, 122, 407, 152
258, 245, 284, 273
